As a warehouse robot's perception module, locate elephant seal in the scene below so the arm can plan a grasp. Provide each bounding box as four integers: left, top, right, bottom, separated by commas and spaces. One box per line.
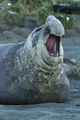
0, 15, 70, 104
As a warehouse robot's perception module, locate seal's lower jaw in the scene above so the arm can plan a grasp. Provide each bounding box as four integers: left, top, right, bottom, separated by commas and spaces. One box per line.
46, 34, 60, 57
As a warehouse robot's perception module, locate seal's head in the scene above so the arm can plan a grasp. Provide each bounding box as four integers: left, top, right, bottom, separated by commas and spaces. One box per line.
24, 15, 64, 73
37, 15, 64, 67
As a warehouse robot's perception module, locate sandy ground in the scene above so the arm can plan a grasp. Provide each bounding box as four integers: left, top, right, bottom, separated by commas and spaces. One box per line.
0, 30, 80, 120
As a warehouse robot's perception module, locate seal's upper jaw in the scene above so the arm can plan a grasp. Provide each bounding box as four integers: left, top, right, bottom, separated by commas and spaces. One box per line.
44, 15, 64, 57
46, 15, 65, 36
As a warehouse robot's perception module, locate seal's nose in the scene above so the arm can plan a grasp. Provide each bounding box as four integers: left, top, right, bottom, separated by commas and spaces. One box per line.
46, 15, 65, 36
46, 15, 57, 22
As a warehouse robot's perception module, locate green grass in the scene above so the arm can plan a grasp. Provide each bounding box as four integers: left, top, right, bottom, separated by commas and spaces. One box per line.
0, 0, 76, 29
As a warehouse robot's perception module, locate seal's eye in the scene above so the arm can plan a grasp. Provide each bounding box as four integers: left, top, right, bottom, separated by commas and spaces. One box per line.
46, 34, 60, 56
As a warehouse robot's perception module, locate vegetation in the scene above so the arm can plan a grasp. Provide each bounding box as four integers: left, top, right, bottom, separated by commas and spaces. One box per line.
37, 1, 74, 29
9, 0, 76, 29
1, 0, 79, 29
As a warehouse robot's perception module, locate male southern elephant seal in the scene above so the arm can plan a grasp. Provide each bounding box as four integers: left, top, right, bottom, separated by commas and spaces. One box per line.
0, 15, 70, 104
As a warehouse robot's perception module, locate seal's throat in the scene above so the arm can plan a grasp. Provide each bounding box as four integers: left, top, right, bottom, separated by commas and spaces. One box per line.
46, 34, 60, 56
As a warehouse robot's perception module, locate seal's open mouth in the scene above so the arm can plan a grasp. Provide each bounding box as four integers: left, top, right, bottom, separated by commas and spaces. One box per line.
46, 34, 60, 56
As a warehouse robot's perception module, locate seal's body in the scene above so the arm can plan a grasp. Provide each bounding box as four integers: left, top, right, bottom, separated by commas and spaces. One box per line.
0, 16, 70, 104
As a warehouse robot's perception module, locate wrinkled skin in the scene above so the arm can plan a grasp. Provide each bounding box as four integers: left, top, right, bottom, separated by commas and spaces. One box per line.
0, 15, 70, 105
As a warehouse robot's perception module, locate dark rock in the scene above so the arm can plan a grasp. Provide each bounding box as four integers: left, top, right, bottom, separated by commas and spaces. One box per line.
72, 15, 80, 32
0, 18, 12, 32
0, 24, 11, 32
9, 0, 18, 4
12, 27, 32, 38
23, 15, 39, 30
4, 11, 23, 26
0, 31, 25, 43
0, 0, 5, 3
0, 10, 23, 27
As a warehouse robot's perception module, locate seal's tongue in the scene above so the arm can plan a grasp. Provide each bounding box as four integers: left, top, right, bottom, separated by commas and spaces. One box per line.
46, 34, 57, 55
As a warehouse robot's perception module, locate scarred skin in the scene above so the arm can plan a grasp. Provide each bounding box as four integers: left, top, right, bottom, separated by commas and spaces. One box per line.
0, 15, 70, 105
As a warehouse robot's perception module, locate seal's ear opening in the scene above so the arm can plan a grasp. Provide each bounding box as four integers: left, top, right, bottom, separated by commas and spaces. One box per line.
46, 34, 60, 56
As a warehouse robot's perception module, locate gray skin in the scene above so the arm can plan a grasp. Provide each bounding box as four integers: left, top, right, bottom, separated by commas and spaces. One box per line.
0, 15, 70, 105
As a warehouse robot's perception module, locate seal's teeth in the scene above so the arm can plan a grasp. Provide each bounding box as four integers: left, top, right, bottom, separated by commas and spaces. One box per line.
51, 53, 54, 56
